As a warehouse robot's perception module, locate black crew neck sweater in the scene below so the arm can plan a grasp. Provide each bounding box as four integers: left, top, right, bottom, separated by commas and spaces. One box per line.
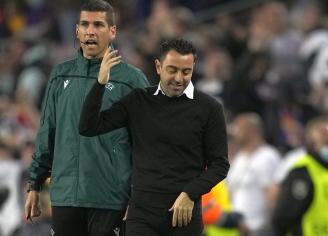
79, 81, 229, 203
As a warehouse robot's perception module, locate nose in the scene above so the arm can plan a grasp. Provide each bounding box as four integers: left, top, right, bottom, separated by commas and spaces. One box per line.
86, 25, 96, 35
174, 71, 183, 83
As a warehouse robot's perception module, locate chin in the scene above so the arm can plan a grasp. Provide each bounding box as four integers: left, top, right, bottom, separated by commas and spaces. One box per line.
84, 51, 101, 59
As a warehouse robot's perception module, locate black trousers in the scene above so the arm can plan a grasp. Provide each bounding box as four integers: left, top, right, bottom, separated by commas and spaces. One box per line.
125, 201, 203, 236
52, 206, 125, 236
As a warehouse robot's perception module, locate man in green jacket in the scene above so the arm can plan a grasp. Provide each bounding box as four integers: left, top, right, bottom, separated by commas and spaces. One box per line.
24, 1, 149, 236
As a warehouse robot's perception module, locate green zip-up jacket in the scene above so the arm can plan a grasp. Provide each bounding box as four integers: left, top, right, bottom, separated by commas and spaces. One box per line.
29, 49, 149, 210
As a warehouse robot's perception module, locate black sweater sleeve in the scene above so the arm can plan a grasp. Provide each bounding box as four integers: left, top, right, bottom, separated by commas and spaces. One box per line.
183, 102, 230, 200
272, 167, 313, 236
79, 81, 129, 137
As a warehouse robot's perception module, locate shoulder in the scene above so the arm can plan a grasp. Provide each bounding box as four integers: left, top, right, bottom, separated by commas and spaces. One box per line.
127, 86, 157, 98
194, 89, 223, 107
114, 61, 149, 86
53, 57, 78, 76
259, 145, 281, 158
119, 86, 150, 105
145, 86, 158, 94
284, 166, 312, 194
194, 90, 224, 118
255, 145, 281, 163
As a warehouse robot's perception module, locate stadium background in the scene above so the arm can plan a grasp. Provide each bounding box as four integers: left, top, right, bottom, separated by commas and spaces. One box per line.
1, 0, 328, 235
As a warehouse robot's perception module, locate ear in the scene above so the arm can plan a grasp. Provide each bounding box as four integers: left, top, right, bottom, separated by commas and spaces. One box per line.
76, 25, 79, 39
108, 25, 117, 40
155, 59, 161, 75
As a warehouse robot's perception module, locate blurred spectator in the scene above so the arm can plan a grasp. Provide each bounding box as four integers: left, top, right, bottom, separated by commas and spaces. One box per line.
0, 146, 23, 236
308, 44, 328, 113
15, 43, 49, 107
202, 181, 249, 236
272, 116, 328, 236
1, 1, 26, 37
0, 38, 26, 97
195, 48, 232, 103
227, 113, 281, 236
0, 187, 9, 210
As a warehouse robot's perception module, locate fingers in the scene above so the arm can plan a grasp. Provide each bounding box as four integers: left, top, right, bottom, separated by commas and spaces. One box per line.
171, 206, 193, 227
103, 49, 120, 63
178, 207, 192, 227
123, 206, 129, 221
183, 210, 188, 226
188, 208, 192, 223
98, 49, 121, 85
31, 204, 42, 217
172, 207, 178, 227
101, 49, 121, 69
25, 191, 41, 223
25, 203, 31, 220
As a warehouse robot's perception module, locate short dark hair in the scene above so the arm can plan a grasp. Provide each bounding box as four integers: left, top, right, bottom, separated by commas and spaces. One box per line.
80, 0, 115, 26
159, 39, 197, 61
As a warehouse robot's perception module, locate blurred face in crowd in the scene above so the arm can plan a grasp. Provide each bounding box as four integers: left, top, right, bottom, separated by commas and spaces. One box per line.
230, 114, 263, 147
76, 11, 116, 59
310, 122, 328, 152
230, 116, 250, 146
155, 50, 194, 97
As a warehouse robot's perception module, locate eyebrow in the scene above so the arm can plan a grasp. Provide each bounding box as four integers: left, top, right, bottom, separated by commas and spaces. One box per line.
166, 65, 192, 71
79, 20, 106, 24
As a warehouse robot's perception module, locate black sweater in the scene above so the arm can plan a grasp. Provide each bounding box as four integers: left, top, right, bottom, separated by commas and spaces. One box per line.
79, 81, 229, 204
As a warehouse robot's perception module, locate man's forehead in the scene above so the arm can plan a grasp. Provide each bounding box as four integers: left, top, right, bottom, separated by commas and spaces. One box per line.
162, 50, 194, 66
79, 11, 107, 21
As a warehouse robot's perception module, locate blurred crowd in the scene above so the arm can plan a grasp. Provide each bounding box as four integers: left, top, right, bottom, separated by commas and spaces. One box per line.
1, 0, 328, 235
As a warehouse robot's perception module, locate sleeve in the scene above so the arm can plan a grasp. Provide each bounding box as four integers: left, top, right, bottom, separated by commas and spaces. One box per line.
272, 167, 313, 235
183, 102, 230, 200
28, 69, 58, 191
79, 81, 130, 137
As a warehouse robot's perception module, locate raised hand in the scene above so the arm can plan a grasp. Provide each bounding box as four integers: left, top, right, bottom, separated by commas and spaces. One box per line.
98, 48, 121, 85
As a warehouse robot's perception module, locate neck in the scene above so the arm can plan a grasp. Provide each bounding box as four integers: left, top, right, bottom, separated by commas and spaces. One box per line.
159, 84, 180, 97
243, 137, 264, 154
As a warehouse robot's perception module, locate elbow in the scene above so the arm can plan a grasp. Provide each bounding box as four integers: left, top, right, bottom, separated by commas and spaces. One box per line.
223, 156, 230, 177
79, 129, 95, 137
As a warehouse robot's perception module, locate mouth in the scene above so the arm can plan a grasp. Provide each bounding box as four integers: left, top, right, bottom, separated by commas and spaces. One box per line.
170, 84, 183, 90
84, 40, 97, 46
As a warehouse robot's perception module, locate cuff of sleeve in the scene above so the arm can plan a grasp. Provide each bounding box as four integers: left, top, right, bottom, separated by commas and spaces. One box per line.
182, 186, 199, 201
27, 180, 42, 192
96, 80, 107, 87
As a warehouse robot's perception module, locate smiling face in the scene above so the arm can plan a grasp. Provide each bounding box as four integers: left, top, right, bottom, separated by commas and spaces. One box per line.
76, 11, 116, 59
155, 50, 194, 97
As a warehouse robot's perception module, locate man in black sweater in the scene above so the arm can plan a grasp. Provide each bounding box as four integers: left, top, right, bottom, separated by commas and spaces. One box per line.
79, 39, 230, 236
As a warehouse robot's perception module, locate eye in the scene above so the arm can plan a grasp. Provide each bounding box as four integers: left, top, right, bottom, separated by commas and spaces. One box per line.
79, 22, 88, 28
167, 67, 177, 74
94, 22, 106, 28
182, 69, 192, 76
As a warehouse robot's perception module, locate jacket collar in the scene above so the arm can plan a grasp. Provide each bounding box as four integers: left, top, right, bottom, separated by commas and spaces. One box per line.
76, 48, 102, 77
